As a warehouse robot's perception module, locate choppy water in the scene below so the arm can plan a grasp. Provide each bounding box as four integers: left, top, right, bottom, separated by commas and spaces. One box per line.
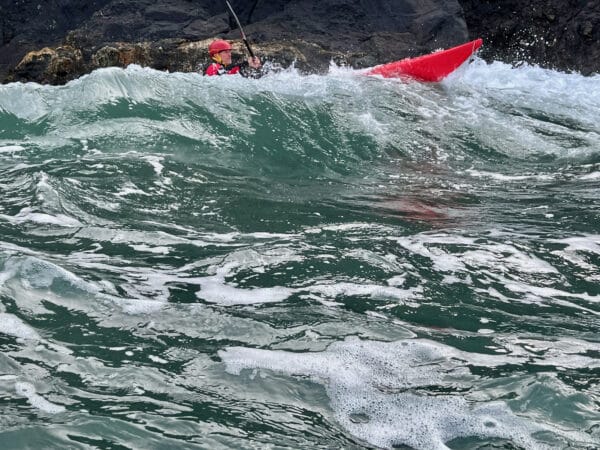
0, 59, 599, 449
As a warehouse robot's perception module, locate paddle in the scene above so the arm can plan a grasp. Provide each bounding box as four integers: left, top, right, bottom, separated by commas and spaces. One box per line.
225, 0, 256, 59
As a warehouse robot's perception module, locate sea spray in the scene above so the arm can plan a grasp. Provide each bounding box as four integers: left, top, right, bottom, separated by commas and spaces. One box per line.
0, 60, 598, 448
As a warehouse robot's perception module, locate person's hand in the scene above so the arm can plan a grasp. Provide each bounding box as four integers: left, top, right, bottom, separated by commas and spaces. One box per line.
248, 56, 261, 69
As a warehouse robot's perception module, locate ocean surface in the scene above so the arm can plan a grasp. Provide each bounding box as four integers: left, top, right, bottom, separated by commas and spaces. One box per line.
0, 59, 599, 449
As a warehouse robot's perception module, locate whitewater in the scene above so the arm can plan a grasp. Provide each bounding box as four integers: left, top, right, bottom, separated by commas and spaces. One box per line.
0, 59, 599, 449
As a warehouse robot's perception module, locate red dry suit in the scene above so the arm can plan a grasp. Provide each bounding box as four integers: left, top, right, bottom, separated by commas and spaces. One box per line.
204, 62, 243, 76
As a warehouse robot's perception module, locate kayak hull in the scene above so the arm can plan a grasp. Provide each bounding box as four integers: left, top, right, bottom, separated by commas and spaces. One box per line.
366, 39, 483, 82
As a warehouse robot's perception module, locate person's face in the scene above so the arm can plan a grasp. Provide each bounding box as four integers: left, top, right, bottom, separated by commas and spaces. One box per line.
219, 49, 232, 65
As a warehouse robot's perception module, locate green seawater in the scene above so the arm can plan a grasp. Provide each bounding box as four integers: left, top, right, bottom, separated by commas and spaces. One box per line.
0, 61, 598, 449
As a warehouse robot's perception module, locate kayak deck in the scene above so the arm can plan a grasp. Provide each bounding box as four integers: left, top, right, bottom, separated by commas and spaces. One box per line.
366, 39, 483, 82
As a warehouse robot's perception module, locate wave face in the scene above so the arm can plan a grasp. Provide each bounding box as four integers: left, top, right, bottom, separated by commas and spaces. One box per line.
0, 62, 599, 449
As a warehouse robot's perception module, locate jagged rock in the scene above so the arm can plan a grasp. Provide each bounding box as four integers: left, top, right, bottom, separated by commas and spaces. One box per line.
92, 46, 121, 67
0, 0, 113, 82
9, 46, 84, 84
461, 0, 599, 75
1, 0, 598, 84
580, 21, 593, 38
1, 0, 468, 84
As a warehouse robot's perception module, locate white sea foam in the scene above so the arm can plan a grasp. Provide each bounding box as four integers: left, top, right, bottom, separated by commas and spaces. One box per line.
0, 171, 85, 228
7, 207, 83, 228
149, 355, 168, 364
449, 59, 600, 131
14, 382, 65, 414
391, 233, 559, 276
308, 282, 422, 304
551, 235, 600, 255
0, 313, 41, 340
196, 275, 294, 306
220, 337, 591, 449
143, 155, 164, 176
0, 56, 599, 447
115, 182, 150, 197
0, 145, 25, 153
496, 336, 600, 370
580, 171, 600, 180
502, 280, 600, 313
305, 222, 380, 234
541, 235, 600, 279
441, 59, 600, 160
129, 244, 171, 254
0, 83, 51, 120
0, 256, 99, 296
110, 297, 166, 315
465, 169, 554, 182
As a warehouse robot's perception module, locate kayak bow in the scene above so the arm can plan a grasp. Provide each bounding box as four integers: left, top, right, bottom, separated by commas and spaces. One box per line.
366, 38, 483, 82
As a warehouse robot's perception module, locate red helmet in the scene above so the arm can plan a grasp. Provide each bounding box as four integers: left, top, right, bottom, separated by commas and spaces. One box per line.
209, 39, 232, 56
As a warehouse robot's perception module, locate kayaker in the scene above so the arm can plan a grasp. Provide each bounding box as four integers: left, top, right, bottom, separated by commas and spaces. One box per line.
204, 39, 262, 77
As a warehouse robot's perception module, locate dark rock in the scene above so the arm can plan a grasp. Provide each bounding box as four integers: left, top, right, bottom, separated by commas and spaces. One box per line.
92, 46, 121, 67
1, 0, 469, 84
0, 0, 113, 82
461, 0, 600, 75
9, 45, 85, 84
0, 0, 598, 84
580, 21, 593, 38
224, 0, 467, 61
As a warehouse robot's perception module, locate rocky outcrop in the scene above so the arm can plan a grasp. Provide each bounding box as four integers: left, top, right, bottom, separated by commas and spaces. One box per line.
461, 0, 599, 75
0, 0, 113, 83
0, 0, 598, 84
1, 0, 468, 84
10, 46, 84, 85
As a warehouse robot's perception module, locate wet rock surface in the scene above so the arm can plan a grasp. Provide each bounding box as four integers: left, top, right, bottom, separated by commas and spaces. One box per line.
0, 0, 597, 84
461, 0, 600, 76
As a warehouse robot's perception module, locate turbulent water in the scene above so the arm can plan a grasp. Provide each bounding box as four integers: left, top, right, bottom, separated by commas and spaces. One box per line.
0, 59, 599, 449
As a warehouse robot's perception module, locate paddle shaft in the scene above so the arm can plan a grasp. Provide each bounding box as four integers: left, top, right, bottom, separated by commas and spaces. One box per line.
225, 1, 255, 59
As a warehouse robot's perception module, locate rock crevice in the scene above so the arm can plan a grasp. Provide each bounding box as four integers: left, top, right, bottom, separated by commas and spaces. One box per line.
0, 0, 597, 84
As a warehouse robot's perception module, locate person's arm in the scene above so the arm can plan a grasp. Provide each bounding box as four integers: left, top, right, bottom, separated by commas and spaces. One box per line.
247, 56, 261, 69
229, 57, 262, 78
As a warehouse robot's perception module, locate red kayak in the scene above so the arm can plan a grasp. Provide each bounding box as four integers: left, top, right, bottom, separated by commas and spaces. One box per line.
366, 38, 483, 82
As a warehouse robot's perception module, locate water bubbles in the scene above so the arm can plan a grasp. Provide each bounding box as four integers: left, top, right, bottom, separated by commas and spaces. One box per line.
1, 59, 599, 448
